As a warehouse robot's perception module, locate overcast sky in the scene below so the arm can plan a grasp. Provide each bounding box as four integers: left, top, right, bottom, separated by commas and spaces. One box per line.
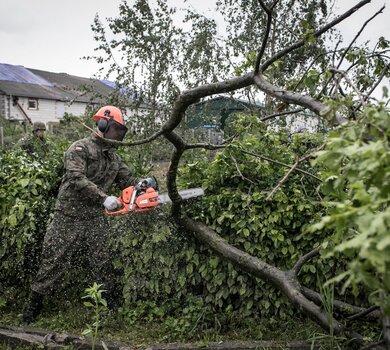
0, 0, 388, 78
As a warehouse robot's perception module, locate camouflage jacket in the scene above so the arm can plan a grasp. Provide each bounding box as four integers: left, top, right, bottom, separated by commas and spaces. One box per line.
16, 134, 49, 157
55, 134, 138, 218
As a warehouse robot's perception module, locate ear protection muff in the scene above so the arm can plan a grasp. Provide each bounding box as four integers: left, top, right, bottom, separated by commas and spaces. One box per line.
97, 118, 109, 132
97, 109, 111, 132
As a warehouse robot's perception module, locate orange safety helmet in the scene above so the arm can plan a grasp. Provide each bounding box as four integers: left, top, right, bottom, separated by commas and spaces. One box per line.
93, 105, 125, 125
93, 105, 128, 141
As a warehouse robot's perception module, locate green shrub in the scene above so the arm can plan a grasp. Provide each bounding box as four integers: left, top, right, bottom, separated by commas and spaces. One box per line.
0, 148, 63, 299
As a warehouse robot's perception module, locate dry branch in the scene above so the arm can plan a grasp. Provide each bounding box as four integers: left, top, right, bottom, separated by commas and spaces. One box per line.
240, 149, 321, 181
330, 68, 366, 105
347, 305, 380, 322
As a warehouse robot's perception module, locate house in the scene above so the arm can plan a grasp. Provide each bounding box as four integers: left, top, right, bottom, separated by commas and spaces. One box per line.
185, 95, 326, 139
184, 96, 264, 144
185, 95, 264, 130
0, 63, 147, 128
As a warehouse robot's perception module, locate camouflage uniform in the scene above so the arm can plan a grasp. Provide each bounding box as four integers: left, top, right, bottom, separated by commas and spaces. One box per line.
16, 133, 49, 157
31, 133, 138, 298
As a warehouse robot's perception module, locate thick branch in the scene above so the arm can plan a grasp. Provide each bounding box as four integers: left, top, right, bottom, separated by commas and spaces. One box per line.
164, 131, 187, 217
347, 305, 379, 322
253, 74, 329, 116
178, 216, 364, 344
254, 74, 348, 125
240, 148, 321, 181
163, 73, 254, 133
254, 0, 275, 74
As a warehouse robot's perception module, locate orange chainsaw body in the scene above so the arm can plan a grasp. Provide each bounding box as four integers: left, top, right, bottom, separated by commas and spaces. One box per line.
105, 185, 159, 216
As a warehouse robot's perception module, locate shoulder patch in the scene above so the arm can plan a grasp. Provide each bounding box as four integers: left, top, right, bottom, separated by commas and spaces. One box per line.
74, 146, 84, 152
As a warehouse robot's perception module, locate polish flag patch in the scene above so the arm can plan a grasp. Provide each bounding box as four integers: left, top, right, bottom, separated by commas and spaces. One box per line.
74, 146, 83, 152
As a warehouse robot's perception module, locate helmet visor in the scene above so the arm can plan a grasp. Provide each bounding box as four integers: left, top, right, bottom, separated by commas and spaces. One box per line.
104, 119, 128, 141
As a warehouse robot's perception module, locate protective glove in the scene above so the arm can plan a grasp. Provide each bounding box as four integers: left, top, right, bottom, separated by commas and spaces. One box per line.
137, 176, 159, 191
103, 196, 121, 210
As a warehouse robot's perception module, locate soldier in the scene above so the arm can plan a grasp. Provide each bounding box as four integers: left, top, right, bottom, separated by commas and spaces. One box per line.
16, 121, 49, 157
22, 105, 157, 324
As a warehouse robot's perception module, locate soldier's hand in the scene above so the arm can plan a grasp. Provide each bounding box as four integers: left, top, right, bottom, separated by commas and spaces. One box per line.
103, 196, 121, 210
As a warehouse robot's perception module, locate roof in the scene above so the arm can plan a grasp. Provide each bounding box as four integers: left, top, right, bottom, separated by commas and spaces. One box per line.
0, 63, 120, 104
0, 64, 53, 86
29, 68, 114, 103
0, 81, 65, 100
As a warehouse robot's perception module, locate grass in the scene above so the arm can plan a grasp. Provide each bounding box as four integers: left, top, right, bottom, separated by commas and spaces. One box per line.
0, 303, 324, 348
3, 290, 378, 350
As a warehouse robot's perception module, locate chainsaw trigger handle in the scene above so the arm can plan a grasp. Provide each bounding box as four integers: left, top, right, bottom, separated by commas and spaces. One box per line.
104, 196, 127, 216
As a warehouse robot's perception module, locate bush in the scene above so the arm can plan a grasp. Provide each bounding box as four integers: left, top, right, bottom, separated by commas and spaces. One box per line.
0, 148, 63, 299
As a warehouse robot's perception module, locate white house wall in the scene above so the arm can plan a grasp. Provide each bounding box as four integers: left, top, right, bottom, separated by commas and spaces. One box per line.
3, 94, 151, 127
8, 97, 58, 125
7, 98, 91, 125
64, 101, 88, 117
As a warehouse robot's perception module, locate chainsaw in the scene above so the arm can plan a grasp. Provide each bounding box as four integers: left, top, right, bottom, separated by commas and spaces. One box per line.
104, 185, 204, 216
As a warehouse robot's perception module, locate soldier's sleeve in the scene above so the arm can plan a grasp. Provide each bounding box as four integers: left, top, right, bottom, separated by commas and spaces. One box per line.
115, 159, 140, 190
64, 143, 108, 203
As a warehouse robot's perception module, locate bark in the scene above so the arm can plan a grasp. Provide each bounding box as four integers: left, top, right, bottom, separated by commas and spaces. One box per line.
382, 310, 390, 349
253, 75, 329, 116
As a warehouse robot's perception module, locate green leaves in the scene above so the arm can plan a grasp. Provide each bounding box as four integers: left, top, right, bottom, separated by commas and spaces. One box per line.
82, 283, 108, 350
310, 103, 390, 311
0, 149, 62, 297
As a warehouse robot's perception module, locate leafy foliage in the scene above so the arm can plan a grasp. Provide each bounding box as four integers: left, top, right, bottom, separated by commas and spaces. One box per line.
0, 148, 62, 298
310, 100, 390, 314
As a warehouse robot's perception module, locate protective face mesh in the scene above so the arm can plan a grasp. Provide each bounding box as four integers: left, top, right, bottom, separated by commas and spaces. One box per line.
104, 119, 128, 141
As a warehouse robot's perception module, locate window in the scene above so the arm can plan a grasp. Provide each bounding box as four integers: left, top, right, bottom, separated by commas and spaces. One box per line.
28, 98, 38, 110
